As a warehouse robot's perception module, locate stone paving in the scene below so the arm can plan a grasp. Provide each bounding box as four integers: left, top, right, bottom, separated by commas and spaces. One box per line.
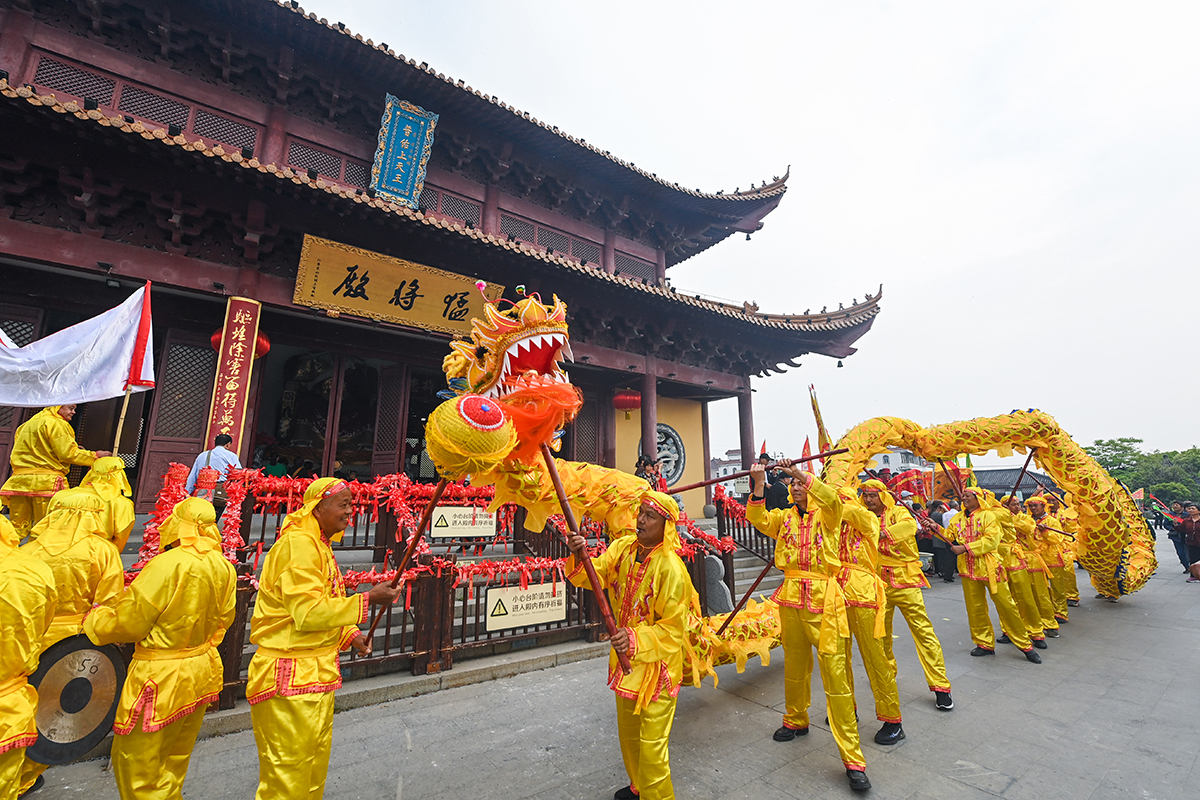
41, 534, 1198, 799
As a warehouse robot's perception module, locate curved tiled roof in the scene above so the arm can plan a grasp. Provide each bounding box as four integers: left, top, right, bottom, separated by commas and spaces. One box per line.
257, 0, 788, 207
0, 80, 878, 337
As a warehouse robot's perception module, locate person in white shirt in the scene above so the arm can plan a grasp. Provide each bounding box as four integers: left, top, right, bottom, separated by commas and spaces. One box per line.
185, 434, 243, 517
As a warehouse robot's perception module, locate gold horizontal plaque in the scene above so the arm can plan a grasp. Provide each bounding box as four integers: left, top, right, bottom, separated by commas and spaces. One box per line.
295, 234, 503, 335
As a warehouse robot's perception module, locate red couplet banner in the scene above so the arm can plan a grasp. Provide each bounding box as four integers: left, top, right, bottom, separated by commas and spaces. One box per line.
204, 297, 262, 458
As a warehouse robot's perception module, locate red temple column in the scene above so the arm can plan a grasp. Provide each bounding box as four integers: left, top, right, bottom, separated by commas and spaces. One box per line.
641, 359, 657, 463
656, 248, 667, 283
738, 389, 755, 476
701, 400, 713, 507
602, 229, 616, 274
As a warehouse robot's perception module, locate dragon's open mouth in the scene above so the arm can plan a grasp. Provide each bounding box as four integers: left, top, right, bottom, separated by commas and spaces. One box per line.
485, 331, 573, 399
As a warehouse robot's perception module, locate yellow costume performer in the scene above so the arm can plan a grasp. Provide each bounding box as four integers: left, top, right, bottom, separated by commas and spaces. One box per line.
0, 406, 100, 539
945, 488, 1040, 662
84, 497, 237, 800
16, 490, 125, 793
993, 502, 1048, 648
566, 491, 694, 800
746, 467, 870, 790
1026, 498, 1069, 622
1047, 496, 1081, 604
0, 516, 57, 800
857, 481, 952, 710
247, 478, 371, 800
1009, 505, 1059, 637
73, 456, 137, 551
838, 493, 906, 743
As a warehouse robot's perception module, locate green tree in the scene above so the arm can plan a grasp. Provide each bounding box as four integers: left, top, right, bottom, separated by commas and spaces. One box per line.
1148, 482, 1193, 503
1084, 438, 1144, 478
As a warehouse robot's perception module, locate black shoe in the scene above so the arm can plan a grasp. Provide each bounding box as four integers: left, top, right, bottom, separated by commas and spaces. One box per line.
1045, 629, 1060, 638
1024, 649, 1042, 664
773, 724, 809, 741
943, 576, 956, 583
1055, 615, 1069, 624
996, 633, 1011, 644
935, 691, 954, 711
614, 786, 637, 800
1031, 638, 1048, 649
970, 647, 995, 657
19, 776, 44, 798
1067, 599, 1079, 607
847, 769, 872, 791
874, 721, 905, 745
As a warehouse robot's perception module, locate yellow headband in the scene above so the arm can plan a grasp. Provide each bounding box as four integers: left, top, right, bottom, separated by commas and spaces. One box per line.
641, 490, 681, 553
282, 477, 353, 542
81, 456, 133, 499
859, 479, 895, 508
159, 497, 221, 551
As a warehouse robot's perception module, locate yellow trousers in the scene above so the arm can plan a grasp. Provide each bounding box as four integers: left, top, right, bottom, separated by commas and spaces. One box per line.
112, 709, 206, 799
3, 496, 50, 540
1029, 571, 1058, 631
1064, 562, 1079, 601
17, 757, 46, 796
846, 606, 900, 722
961, 578, 1032, 651
1048, 567, 1070, 620
882, 586, 950, 693
615, 694, 676, 800
1005, 570, 1046, 641
0, 748, 24, 800
251, 692, 335, 800
779, 605, 865, 770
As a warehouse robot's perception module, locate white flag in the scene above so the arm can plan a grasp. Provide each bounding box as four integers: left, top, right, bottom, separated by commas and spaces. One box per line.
0, 283, 155, 407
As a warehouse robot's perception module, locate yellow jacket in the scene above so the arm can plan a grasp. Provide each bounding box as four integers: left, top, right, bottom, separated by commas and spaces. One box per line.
1030, 514, 1067, 567
874, 505, 928, 589
0, 407, 97, 498
566, 535, 693, 713
0, 520, 58, 755
836, 497, 887, 607
247, 516, 367, 704
946, 509, 1004, 588
21, 494, 124, 647
84, 543, 237, 733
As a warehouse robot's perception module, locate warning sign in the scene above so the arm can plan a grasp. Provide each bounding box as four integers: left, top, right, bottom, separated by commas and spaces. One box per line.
485, 582, 567, 632
733, 475, 751, 494
430, 506, 497, 539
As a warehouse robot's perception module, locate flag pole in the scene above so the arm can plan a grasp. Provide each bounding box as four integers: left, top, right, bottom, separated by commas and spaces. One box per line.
112, 385, 133, 455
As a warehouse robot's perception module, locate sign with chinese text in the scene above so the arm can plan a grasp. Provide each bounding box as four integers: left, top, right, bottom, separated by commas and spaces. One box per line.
204, 297, 261, 458
370, 94, 438, 208
485, 582, 567, 632
733, 475, 751, 494
294, 235, 503, 334
430, 506, 497, 539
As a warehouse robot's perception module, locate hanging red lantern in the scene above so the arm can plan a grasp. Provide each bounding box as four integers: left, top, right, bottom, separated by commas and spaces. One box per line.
211, 329, 271, 359
612, 389, 641, 420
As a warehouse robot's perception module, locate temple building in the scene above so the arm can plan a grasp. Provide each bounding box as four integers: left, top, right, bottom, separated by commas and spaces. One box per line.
0, 0, 881, 513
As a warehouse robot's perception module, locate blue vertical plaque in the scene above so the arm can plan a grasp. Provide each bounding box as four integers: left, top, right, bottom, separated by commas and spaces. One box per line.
370, 94, 438, 208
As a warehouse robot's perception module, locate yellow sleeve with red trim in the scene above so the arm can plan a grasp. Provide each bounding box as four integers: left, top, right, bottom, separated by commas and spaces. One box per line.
964, 511, 1001, 556
746, 497, 787, 539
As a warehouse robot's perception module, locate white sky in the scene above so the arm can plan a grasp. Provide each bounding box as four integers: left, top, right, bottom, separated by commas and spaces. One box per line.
308, 0, 1200, 463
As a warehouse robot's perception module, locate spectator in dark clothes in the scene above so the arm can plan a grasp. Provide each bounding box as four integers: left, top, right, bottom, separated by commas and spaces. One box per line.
765, 473, 793, 511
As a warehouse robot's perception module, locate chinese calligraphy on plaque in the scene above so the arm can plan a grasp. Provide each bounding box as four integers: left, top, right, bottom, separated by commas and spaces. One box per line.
205, 297, 262, 457
294, 235, 503, 334
370, 93, 438, 208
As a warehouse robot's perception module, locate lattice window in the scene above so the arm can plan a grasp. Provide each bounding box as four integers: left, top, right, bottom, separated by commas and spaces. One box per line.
375, 372, 404, 453
192, 109, 258, 151
33, 55, 116, 106
500, 214, 535, 244
440, 193, 481, 226
574, 400, 600, 465
571, 239, 601, 265
0, 318, 37, 430
615, 252, 657, 282
153, 343, 216, 439
418, 187, 440, 212
344, 161, 370, 188
286, 141, 342, 179
118, 85, 190, 129
536, 227, 569, 254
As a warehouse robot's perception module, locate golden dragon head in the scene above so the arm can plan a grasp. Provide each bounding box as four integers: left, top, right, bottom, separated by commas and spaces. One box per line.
442, 292, 573, 400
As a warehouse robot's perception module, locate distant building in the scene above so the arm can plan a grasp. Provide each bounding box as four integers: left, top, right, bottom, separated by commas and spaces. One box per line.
971, 468, 1059, 500
876, 447, 929, 473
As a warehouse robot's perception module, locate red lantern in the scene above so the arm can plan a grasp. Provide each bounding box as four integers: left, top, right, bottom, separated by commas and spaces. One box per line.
211, 329, 271, 359
612, 389, 641, 420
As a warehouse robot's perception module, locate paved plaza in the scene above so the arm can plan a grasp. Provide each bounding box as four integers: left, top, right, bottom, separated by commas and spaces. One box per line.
42, 534, 1198, 800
